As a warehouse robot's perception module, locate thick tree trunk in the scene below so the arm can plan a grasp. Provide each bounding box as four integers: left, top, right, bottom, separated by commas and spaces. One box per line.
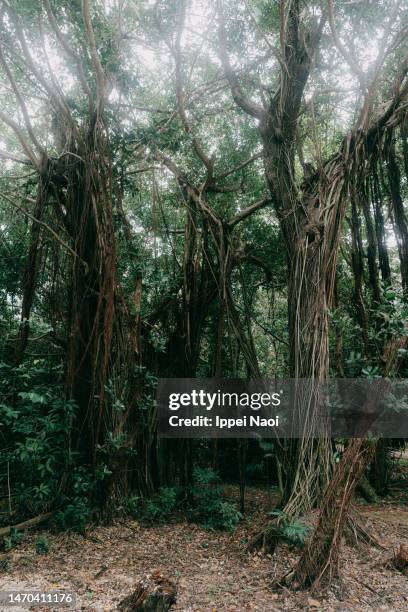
369, 438, 389, 496
280, 240, 334, 513
401, 120, 408, 192
333, 276, 345, 376
350, 198, 370, 357
360, 182, 381, 303
260, 111, 336, 514
386, 136, 408, 296
286, 339, 406, 587
66, 152, 116, 465
371, 168, 391, 284
15, 172, 48, 365
219, 0, 331, 514
286, 438, 376, 587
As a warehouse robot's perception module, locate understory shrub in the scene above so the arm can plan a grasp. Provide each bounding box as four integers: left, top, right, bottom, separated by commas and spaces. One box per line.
0, 360, 76, 516
0, 361, 97, 533
126, 486, 179, 523
188, 467, 242, 532
268, 510, 311, 548
35, 534, 50, 555
3, 528, 23, 552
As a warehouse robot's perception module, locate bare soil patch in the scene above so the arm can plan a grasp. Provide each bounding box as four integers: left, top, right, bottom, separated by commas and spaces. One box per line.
0, 487, 407, 611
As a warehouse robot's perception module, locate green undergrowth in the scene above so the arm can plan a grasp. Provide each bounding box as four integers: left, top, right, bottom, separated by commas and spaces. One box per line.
124, 467, 242, 532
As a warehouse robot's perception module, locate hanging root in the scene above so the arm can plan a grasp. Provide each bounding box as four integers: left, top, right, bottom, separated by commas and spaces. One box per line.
344, 508, 385, 549
246, 520, 281, 555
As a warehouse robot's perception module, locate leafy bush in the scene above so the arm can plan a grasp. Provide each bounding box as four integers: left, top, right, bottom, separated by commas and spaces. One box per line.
188, 467, 242, 532
125, 469, 242, 532
0, 361, 101, 533
268, 510, 311, 548
3, 528, 23, 552
55, 496, 91, 533
126, 487, 178, 523
0, 360, 77, 517
35, 535, 50, 555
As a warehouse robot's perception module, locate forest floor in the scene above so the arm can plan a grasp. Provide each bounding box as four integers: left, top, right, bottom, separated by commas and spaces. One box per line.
1, 466, 408, 611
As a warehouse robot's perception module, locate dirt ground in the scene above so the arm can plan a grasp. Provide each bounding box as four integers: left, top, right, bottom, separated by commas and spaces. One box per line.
0, 484, 407, 611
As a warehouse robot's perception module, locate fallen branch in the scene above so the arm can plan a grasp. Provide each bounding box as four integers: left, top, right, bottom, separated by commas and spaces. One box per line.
0, 512, 53, 539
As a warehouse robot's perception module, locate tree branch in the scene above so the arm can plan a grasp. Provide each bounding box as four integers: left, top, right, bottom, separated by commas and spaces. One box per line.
217, 0, 266, 120
327, 0, 367, 92
43, 0, 93, 110
0, 191, 88, 271
82, 0, 106, 110
215, 152, 262, 180
357, 0, 402, 128
228, 197, 270, 227
0, 148, 32, 165
174, 0, 214, 177
0, 44, 44, 154
243, 0, 288, 77
3, 2, 73, 125
0, 111, 39, 169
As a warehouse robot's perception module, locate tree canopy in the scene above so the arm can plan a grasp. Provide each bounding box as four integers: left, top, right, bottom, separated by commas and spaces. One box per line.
0, 0, 407, 593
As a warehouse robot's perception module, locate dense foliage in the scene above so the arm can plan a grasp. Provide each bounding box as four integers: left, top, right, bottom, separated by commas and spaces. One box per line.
0, 0, 407, 586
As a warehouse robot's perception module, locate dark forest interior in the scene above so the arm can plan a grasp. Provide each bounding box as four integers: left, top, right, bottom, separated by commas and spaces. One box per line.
0, 0, 407, 609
